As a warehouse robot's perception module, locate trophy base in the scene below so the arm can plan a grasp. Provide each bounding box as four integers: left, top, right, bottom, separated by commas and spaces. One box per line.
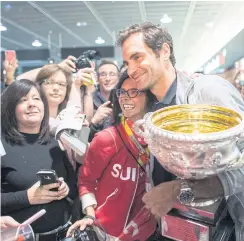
186, 198, 220, 207
161, 198, 235, 241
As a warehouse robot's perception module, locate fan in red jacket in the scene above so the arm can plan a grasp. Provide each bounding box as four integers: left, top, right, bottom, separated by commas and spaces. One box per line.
67, 71, 157, 240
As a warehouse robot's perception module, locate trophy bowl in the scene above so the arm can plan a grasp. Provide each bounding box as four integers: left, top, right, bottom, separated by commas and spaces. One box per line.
134, 104, 244, 180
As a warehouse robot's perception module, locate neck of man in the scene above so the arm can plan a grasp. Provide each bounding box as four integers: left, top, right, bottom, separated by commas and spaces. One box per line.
49, 105, 59, 118
100, 88, 110, 101
150, 64, 176, 101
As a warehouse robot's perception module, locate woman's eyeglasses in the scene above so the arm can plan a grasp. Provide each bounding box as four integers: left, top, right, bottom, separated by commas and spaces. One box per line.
115, 88, 145, 98
43, 79, 68, 88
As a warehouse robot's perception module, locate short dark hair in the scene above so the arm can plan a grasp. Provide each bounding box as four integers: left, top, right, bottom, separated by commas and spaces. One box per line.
1, 79, 50, 144
117, 22, 176, 66
35, 64, 72, 112
111, 70, 155, 125
97, 60, 119, 73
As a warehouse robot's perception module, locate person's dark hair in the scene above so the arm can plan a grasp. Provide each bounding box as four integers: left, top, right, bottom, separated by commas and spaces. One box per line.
97, 60, 119, 74
35, 64, 72, 112
1, 79, 50, 145
111, 70, 155, 125
117, 22, 176, 66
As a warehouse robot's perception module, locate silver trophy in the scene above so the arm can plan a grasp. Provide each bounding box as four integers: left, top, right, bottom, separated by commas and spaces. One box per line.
134, 104, 244, 206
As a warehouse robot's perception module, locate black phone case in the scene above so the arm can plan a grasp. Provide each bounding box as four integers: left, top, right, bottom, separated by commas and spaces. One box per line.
37, 170, 59, 191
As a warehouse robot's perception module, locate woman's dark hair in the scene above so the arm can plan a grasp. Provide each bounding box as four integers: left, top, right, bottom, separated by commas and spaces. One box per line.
111, 70, 155, 125
35, 64, 72, 112
1, 79, 50, 144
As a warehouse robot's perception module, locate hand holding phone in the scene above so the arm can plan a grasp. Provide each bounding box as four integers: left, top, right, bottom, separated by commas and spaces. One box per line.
5, 50, 16, 64
36, 169, 59, 191
27, 180, 60, 205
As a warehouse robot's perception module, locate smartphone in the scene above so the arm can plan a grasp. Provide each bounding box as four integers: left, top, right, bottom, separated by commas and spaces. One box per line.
36, 169, 59, 191
5, 50, 16, 63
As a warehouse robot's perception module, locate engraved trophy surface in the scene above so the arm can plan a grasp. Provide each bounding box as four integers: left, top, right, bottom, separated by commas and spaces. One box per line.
134, 104, 244, 241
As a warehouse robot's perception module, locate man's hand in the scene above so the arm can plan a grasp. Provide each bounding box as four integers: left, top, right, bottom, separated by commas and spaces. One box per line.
59, 55, 76, 73
142, 180, 181, 217
91, 101, 112, 126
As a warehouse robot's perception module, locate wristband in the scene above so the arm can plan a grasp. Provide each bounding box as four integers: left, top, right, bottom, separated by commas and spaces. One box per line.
84, 215, 95, 221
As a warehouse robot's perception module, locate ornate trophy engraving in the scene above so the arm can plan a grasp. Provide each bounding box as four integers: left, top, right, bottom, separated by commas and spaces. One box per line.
134, 104, 244, 240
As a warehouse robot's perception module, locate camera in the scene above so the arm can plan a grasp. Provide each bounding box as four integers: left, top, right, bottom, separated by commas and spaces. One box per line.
75, 50, 100, 70
61, 226, 99, 241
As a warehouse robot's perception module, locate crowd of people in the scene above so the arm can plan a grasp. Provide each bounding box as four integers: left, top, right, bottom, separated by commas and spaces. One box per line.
1, 22, 244, 241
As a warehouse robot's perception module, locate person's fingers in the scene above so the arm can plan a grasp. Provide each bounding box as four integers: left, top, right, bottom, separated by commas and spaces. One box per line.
58, 177, 64, 182
89, 60, 96, 69
57, 187, 69, 200
66, 221, 86, 237
58, 182, 68, 193
78, 68, 96, 74
42, 182, 60, 191
65, 59, 76, 70
66, 55, 77, 62
78, 72, 91, 79
101, 101, 111, 107
79, 76, 93, 84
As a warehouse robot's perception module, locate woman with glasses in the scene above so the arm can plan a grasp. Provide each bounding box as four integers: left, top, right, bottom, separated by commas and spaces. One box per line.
35, 64, 91, 168
67, 70, 157, 241
35, 64, 72, 118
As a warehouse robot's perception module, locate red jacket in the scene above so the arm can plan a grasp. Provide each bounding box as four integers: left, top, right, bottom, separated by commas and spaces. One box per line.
78, 123, 156, 240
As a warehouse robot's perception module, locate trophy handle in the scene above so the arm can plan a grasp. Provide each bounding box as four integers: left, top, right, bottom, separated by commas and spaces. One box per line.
133, 119, 150, 139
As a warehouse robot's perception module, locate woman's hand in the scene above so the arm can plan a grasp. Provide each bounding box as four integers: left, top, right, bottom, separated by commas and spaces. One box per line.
27, 178, 69, 204
59, 55, 77, 73
66, 217, 94, 237
1, 216, 20, 229
57, 177, 70, 200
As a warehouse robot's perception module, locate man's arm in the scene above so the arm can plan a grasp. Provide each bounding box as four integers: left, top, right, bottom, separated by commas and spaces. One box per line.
143, 75, 244, 217
192, 75, 244, 197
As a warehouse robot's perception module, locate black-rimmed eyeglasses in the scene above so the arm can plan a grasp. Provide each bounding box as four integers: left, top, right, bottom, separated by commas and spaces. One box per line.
115, 88, 145, 98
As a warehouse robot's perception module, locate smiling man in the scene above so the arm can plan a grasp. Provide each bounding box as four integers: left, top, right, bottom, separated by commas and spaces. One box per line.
89, 60, 119, 141
117, 22, 244, 241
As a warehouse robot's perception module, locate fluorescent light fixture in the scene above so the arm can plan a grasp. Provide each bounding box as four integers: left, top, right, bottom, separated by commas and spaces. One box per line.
160, 14, 172, 24
0, 23, 7, 31
95, 37, 105, 44
32, 40, 42, 47
205, 22, 214, 28
76, 22, 87, 27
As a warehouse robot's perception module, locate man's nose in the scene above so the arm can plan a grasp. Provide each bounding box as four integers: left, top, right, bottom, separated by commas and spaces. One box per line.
127, 64, 137, 78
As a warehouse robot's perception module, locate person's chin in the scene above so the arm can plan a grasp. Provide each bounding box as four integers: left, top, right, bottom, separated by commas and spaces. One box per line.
26, 117, 42, 125
49, 98, 62, 106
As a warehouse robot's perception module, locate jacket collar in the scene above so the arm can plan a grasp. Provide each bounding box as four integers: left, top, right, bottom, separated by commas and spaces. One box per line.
175, 70, 194, 104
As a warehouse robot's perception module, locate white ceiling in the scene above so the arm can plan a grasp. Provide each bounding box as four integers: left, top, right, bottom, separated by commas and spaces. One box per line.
1, 1, 244, 72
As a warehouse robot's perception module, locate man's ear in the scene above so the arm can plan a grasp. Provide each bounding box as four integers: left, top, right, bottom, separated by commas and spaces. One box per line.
160, 43, 171, 61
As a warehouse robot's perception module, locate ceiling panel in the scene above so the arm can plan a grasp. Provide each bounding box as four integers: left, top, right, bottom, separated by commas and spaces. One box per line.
1, 1, 244, 72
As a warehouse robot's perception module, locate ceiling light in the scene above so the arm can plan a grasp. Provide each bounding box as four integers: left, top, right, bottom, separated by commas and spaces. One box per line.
160, 14, 172, 24
76, 22, 87, 27
4, 4, 12, 11
205, 22, 214, 28
95, 37, 105, 44
32, 40, 42, 47
0, 23, 7, 31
